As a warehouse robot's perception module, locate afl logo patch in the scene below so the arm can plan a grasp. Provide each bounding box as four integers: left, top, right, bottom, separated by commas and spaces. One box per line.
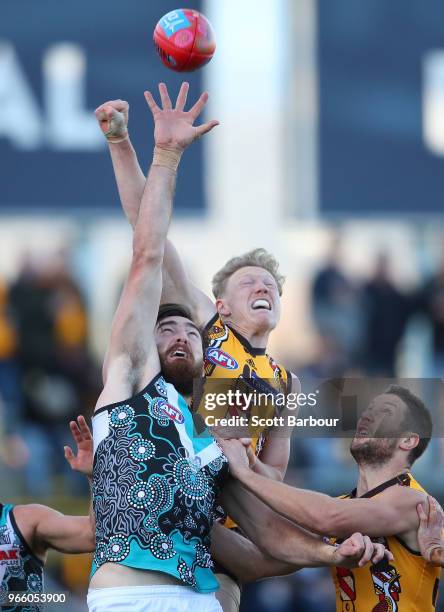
160, 402, 185, 424
206, 348, 239, 370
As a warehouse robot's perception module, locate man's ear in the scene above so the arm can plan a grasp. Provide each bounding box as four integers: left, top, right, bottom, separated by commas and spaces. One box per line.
399, 433, 419, 453
216, 298, 231, 317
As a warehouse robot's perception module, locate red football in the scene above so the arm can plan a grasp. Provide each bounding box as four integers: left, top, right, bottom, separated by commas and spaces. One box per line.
153, 9, 216, 72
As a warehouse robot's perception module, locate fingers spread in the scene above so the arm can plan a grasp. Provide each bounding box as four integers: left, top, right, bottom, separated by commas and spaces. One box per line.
144, 91, 161, 115
158, 82, 172, 110
194, 120, 220, 138
175, 81, 190, 111
77, 415, 92, 439
188, 91, 209, 120
64, 446, 74, 460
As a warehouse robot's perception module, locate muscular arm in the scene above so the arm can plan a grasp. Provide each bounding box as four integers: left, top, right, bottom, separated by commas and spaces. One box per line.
221, 440, 424, 539
95, 99, 215, 327
211, 522, 297, 582
97, 84, 218, 408
14, 504, 95, 557
220, 479, 336, 567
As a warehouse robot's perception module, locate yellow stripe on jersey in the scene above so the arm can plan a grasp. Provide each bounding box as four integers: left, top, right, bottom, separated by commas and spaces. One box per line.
331, 474, 441, 611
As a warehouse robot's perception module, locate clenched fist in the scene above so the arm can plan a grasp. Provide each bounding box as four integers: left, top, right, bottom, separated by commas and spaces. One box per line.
95, 99, 129, 143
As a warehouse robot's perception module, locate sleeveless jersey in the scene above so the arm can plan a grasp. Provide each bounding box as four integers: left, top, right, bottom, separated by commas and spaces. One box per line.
92, 373, 228, 593
202, 314, 290, 530
0, 503, 44, 612
331, 473, 441, 612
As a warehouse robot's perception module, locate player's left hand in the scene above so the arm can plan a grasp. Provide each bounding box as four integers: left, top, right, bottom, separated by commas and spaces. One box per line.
417, 496, 444, 562
216, 438, 251, 477
64, 415, 94, 477
144, 82, 219, 153
333, 533, 393, 568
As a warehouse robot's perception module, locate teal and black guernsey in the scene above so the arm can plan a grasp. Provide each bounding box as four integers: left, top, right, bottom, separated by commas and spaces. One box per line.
91, 373, 228, 593
0, 503, 43, 611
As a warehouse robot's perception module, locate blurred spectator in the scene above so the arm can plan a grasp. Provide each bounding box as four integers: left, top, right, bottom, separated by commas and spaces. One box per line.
362, 253, 411, 376
311, 236, 364, 368
416, 250, 444, 376
9, 252, 100, 497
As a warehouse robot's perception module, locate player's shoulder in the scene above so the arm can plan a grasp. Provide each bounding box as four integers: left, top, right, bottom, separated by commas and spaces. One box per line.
204, 313, 228, 341
378, 475, 427, 507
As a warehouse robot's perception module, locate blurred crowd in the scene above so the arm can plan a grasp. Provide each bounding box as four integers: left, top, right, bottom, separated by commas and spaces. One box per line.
303, 237, 444, 379
0, 250, 101, 498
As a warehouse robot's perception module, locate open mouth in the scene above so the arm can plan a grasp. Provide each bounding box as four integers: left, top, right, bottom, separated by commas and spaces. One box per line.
356, 427, 370, 436
251, 298, 272, 311
169, 348, 189, 359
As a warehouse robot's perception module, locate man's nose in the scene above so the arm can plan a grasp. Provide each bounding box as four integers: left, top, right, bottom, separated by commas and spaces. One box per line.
173, 333, 188, 345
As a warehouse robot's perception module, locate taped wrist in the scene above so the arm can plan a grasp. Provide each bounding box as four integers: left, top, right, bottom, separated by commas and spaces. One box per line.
152, 146, 183, 172
106, 132, 129, 144
104, 111, 128, 144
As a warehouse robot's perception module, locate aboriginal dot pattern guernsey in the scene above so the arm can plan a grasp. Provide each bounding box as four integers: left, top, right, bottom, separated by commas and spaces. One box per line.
0, 503, 44, 612
91, 373, 228, 593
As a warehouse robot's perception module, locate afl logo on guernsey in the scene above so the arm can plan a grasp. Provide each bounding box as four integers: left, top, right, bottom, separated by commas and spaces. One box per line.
206, 348, 238, 370
160, 401, 185, 424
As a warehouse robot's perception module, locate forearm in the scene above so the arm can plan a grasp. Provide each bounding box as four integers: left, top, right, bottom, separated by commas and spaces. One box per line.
109, 138, 146, 228
133, 157, 179, 258
234, 468, 335, 536
251, 456, 284, 481
211, 523, 298, 582
221, 479, 335, 566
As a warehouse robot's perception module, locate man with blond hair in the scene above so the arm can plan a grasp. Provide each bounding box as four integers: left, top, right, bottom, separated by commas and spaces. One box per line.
94, 94, 296, 612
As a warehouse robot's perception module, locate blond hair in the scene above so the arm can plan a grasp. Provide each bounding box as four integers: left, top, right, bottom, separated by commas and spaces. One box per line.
212, 248, 285, 298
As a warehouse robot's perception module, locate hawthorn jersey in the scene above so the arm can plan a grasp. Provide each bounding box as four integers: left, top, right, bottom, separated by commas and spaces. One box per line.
92, 373, 228, 593
202, 314, 291, 530
0, 503, 43, 612
332, 473, 441, 612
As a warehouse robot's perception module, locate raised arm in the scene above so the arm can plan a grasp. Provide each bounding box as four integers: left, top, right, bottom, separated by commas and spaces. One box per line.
220, 439, 425, 539
95, 98, 215, 327
97, 83, 218, 408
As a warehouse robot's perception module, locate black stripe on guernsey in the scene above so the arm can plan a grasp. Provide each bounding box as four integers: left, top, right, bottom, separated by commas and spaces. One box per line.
348, 473, 422, 555
94, 372, 163, 416
227, 325, 266, 356
9, 509, 44, 567
348, 473, 411, 499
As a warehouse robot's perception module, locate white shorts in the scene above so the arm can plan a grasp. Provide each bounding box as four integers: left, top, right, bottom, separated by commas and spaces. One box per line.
87, 585, 223, 612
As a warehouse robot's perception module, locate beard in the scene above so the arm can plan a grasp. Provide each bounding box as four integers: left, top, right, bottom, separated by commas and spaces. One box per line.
350, 436, 398, 468
159, 355, 200, 397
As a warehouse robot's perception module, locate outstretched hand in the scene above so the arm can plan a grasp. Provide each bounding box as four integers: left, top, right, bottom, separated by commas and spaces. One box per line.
64, 415, 94, 478
144, 82, 219, 152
